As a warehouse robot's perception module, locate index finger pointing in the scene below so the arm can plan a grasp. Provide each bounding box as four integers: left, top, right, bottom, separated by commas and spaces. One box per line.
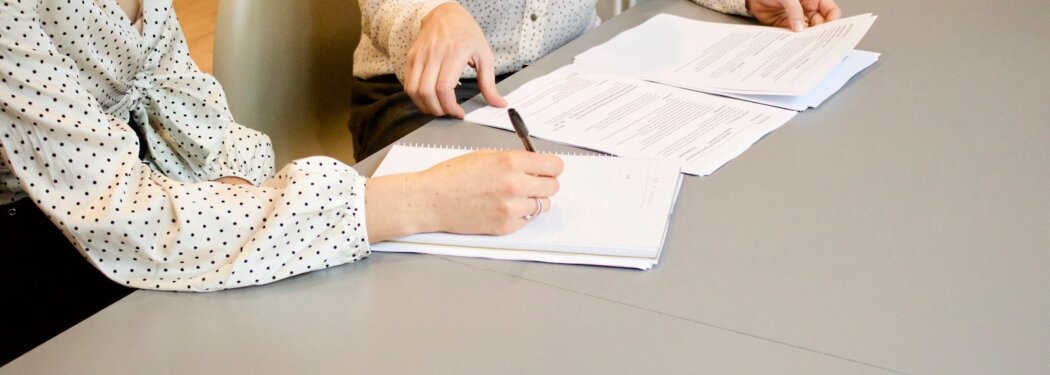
473, 50, 507, 107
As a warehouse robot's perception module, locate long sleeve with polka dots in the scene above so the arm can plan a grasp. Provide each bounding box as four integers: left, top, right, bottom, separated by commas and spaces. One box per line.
0, 0, 370, 291
692, 0, 750, 17
353, 0, 749, 81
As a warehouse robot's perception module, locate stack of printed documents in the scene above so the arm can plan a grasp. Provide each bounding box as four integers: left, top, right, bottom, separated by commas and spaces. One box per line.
466, 13, 879, 176
573, 13, 879, 111
465, 65, 797, 176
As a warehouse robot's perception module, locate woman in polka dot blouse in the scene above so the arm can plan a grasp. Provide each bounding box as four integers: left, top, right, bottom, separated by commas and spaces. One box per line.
0, 0, 563, 363
349, 0, 842, 160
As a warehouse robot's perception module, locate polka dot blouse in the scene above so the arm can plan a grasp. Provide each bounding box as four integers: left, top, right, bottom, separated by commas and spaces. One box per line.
0, 0, 370, 291
353, 0, 749, 80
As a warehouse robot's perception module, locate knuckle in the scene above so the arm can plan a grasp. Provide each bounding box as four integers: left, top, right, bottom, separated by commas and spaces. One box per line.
496, 153, 521, 170
500, 181, 522, 197
435, 84, 454, 97
415, 85, 432, 97
438, 75, 460, 87
495, 200, 514, 216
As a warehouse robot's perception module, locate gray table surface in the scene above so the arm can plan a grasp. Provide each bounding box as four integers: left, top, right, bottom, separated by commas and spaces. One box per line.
6, 0, 1049, 373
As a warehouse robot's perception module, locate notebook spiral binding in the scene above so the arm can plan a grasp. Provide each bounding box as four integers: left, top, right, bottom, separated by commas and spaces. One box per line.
394, 142, 608, 157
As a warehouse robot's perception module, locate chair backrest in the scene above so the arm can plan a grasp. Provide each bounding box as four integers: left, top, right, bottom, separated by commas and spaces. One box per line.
601, 0, 635, 18
213, 0, 361, 166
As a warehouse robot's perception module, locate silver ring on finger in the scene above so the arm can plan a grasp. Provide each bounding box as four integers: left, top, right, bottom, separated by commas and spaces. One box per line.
522, 197, 543, 221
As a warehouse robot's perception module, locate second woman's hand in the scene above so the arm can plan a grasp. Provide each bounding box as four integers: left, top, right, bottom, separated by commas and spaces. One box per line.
404, 2, 507, 118
747, 0, 842, 31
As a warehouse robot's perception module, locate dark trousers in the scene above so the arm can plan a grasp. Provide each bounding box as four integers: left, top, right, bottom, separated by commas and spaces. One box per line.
0, 198, 132, 365
348, 73, 512, 161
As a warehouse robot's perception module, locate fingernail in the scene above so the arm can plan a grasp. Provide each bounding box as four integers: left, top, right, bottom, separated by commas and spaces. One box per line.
792, 20, 806, 32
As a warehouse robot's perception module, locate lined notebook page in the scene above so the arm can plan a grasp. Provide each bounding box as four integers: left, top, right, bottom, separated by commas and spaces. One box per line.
371, 145, 682, 265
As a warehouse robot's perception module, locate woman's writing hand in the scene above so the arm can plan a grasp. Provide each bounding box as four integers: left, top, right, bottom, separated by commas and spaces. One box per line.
365, 150, 563, 242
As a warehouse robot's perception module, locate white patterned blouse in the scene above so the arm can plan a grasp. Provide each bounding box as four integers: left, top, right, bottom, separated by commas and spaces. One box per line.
353, 0, 749, 81
0, 0, 370, 291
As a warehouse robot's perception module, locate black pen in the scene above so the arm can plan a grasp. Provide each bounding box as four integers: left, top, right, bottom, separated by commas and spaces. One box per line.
507, 108, 536, 152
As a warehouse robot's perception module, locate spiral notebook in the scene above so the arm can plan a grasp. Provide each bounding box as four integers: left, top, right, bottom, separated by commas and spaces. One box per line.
369, 144, 684, 270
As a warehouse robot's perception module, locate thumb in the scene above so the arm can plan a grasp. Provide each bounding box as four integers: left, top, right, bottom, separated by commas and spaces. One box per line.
780, 0, 807, 31
473, 52, 507, 108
